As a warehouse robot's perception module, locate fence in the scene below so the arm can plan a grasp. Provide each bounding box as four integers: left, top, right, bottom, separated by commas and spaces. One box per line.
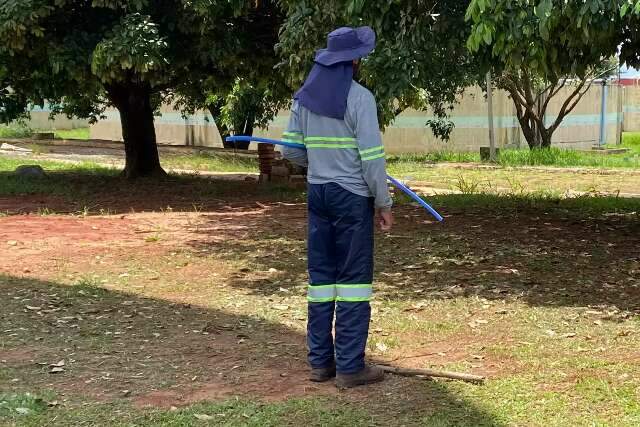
88, 81, 639, 154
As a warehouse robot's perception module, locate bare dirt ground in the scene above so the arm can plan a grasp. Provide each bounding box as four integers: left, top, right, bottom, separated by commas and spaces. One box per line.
1, 177, 639, 424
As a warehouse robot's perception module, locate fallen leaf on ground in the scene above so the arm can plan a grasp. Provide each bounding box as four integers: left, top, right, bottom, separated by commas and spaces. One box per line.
193, 414, 213, 421
376, 342, 389, 352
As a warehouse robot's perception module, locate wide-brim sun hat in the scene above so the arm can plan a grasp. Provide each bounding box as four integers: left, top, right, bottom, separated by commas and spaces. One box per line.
314, 26, 376, 66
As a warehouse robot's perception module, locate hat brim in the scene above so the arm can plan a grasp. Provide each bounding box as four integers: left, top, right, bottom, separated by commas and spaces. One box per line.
314, 26, 376, 66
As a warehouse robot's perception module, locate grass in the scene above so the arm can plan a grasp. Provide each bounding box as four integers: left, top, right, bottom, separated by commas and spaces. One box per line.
1, 163, 640, 425
54, 127, 90, 140
0, 123, 33, 139
387, 132, 640, 173
2, 154, 640, 216
1, 395, 372, 426
162, 152, 258, 173
0, 124, 90, 140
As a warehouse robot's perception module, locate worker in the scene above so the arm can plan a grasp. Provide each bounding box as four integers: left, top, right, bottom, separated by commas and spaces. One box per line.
281, 26, 393, 388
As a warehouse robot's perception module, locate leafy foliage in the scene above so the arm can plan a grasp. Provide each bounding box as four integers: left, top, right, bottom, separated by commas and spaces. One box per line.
466, 0, 625, 148
277, 0, 480, 138
92, 13, 169, 85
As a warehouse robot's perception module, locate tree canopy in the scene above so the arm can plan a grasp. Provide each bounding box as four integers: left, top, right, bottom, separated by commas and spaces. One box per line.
277, 0, 480, 139
466, 0, 624, 148
0, 0, 282, 177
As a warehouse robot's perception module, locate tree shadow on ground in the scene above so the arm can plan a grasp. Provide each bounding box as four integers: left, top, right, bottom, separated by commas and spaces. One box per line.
0, 171, 304, 215
2, 169, 639, 312
184, 200, 640, 313
0, 274, 501, 426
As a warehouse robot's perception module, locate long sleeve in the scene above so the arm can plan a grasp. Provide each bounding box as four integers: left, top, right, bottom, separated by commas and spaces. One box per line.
353, 92, 392, 209
281, 101, 308, 167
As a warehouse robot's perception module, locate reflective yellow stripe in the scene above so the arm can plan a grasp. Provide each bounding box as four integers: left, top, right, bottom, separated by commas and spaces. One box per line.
304, 136, 356, 142
308, 284, 336, 302
361, 152, 386, 161
282, 139, 306, 147
336, 284, 372, 302
359, 146, 384, 155
283, 132, 304, 140
306, 143, 358, 149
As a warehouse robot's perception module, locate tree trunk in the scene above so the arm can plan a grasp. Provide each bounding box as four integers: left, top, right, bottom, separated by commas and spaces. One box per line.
229, 118, 252, 150
107, 84, 165, 179
207, 104, 234, 149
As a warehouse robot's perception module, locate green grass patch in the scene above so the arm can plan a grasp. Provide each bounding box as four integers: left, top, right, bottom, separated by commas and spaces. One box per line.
0, 123, 33, 139
1, 396, 372, 427
0, 156, 117, 197
428, 191, 640, 217
388, 133, 640, 173
0, 154, 303, 208
54, 127, 90, 140
162, 152, 258, 173
0, 393, 50, 419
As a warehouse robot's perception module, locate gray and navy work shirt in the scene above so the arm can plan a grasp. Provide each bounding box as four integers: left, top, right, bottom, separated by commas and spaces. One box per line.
281, 81, 393, 210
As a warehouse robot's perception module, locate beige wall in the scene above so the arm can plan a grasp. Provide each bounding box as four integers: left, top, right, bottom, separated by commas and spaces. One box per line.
89, 82, 628, 153
90, 105, 224, 147
26, 112, 88, 131
623, 85, 640, 132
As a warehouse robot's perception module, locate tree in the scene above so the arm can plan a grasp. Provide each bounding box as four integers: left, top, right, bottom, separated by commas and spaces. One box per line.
620, 1, 640, 68
276, 0, 480, 139
171, 0, 287, 152
0, 0, 281, 178
466, 1, 625, 149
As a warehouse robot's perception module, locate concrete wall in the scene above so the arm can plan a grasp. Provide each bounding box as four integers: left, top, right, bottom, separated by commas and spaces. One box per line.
26, 104, 88, 130
623, 85, 640, 132
90, 104, 224, 148
89, 82, 629, 153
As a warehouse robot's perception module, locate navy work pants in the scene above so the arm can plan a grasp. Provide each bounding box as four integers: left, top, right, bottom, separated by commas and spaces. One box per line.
307, 183, 374, 374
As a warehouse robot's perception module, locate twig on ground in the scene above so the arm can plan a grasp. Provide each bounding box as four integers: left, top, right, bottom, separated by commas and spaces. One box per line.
376, 365, 485, 384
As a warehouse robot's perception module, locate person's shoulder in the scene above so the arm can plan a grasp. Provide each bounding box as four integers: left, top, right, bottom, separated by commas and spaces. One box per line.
348, 81, 376, 112
350, 81, 374, 101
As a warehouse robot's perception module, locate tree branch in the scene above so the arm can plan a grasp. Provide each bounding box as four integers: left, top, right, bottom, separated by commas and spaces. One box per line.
549, 79, 588, 133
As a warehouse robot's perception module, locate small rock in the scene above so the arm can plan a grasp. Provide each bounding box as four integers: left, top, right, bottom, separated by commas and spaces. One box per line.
7, 240, 18, 246
14, 165, 46, 178
122, 390, 131, 397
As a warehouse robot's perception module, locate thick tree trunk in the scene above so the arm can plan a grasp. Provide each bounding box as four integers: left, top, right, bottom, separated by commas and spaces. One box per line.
540, 129, 553, 148
107, 84, 165, 179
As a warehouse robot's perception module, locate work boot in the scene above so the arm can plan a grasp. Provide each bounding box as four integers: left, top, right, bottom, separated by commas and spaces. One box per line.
310, 364, 336, 382
335, 365, 385, 389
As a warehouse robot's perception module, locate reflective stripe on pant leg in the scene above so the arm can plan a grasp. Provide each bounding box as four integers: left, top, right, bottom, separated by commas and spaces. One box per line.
327, 183, 375, 374
308, 284, 336, 302
336, 284, 372, 302
306, 184, 337, 369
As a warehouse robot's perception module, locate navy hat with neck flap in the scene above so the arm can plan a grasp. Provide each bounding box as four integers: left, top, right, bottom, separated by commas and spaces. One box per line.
295, 27, 376, 120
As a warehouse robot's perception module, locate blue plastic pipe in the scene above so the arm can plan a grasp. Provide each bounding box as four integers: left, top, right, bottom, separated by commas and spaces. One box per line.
385, 175, 444, 222
226, 135, 444, 222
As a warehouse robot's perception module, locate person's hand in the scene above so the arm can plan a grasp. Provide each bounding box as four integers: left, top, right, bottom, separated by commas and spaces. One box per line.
378, 209, 393, 232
